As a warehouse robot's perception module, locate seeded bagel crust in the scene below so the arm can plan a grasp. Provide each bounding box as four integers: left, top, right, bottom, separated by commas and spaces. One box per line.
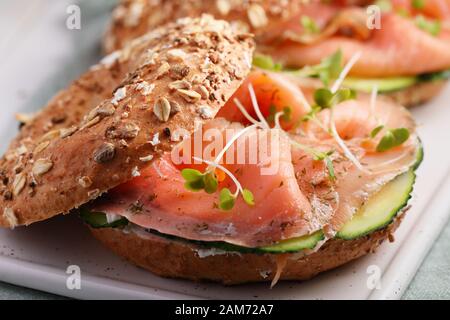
0, 15, 254, 228
89, 214, 403, 285
104, 0, 306, 54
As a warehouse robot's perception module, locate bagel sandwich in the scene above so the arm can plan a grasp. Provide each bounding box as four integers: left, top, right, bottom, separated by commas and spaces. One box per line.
103, 0, 450, 107
0, 15, 423, 286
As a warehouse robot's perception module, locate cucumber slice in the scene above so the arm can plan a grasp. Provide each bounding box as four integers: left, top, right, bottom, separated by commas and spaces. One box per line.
79, 208, 128, 229
258, 231, 324, 253
418, 69, 450, 82
336, 170, 415, 240
148, 229, 324, 254
343, 77, 418, 93
340, 69, 450, 93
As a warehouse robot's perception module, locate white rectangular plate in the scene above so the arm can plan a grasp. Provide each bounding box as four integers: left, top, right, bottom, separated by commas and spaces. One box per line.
1, 0, 450, 300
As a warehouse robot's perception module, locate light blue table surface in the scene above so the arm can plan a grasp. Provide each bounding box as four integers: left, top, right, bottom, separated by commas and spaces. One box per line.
0, 0, 449, 300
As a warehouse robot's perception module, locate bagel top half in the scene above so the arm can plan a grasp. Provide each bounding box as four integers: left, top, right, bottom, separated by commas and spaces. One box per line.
0, 15, 254, 228
104, 0, 306, 53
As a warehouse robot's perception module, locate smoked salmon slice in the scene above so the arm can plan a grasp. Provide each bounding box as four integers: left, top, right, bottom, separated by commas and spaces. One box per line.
92, 120, 323, 247
264, 3, 450, 76
88, 70, 419, 247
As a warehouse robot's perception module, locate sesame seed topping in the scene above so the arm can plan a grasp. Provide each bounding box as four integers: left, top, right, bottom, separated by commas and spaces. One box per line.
136, 81, 155, 96
38, 129, 60, 144
197, 106, 215, 119
88, 189, 100, 199
32, 159, 53, 176
15, 113, 35, 125
80, 116, 100, 130
167, 49, 187, 62
150, 133, 160, 146
198, 85, 209, 100
154, 98, 171, 122
132, 166, 141, 177
100, 51, 121, 68
60, 126, 78, 139
169, 80, 192, 91
247, 4, 268, 29
34, 141, 50, 154
93, 143, 116, 164
156, 62, 170, 79
16, 145, 28, 156
216, 0, 231, 15
139, 155, 154, 162
106, 121, 140, 139
111, 87, 127, 106
12, 173, 26, 196
3, 208, 18, 229
78, 176, 93, 188
177, 89, 202, 103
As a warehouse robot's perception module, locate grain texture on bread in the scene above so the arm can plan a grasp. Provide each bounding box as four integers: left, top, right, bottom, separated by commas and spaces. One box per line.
0, 15, 254, 228
386, 80, 447, 108
89, 216, 403, 285
104, 0, 305, 53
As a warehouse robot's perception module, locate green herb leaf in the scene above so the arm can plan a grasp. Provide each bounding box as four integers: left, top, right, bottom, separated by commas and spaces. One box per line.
219, 188, 236, 211
182, 168, 206, 191
300, 15, 320, 34
370, 125, 385, 138
392, 127, 410, 144
204, 172, 219, 194
314, 88, 334, 108
317, 50, 343, 86
302, 105, 322, 122
376, 128, 410, 152
334, 88, 357, 104
253, 54, 282, 71
412, 0, 425, 9
325, 157, 336, 181
181, 168, 203, 182
184, 179, 206, 192
416, 15, 441, 36
242, 189, 255, 206
313, 88, 355, 110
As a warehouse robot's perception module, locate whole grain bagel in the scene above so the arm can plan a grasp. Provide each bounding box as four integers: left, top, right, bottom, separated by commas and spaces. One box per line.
0, 15, 254, 228
104, 0, 306, 54
89, 214, 403, 285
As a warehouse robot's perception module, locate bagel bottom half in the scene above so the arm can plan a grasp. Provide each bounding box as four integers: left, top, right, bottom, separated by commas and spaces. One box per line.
387, 79, 447, 108
89, 214, 404, 285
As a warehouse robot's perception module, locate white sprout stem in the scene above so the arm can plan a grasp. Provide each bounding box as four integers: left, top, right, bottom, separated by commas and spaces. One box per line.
296, 84, 313, 111
326, 51, 370, 173
274, 112, 284, 129
331, 51, 362, 94
193, 157, 243, 197
212, 124, 258, 166
233, 98, 261, 126
248, 83, 270, 129
329, 108, 368, 173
